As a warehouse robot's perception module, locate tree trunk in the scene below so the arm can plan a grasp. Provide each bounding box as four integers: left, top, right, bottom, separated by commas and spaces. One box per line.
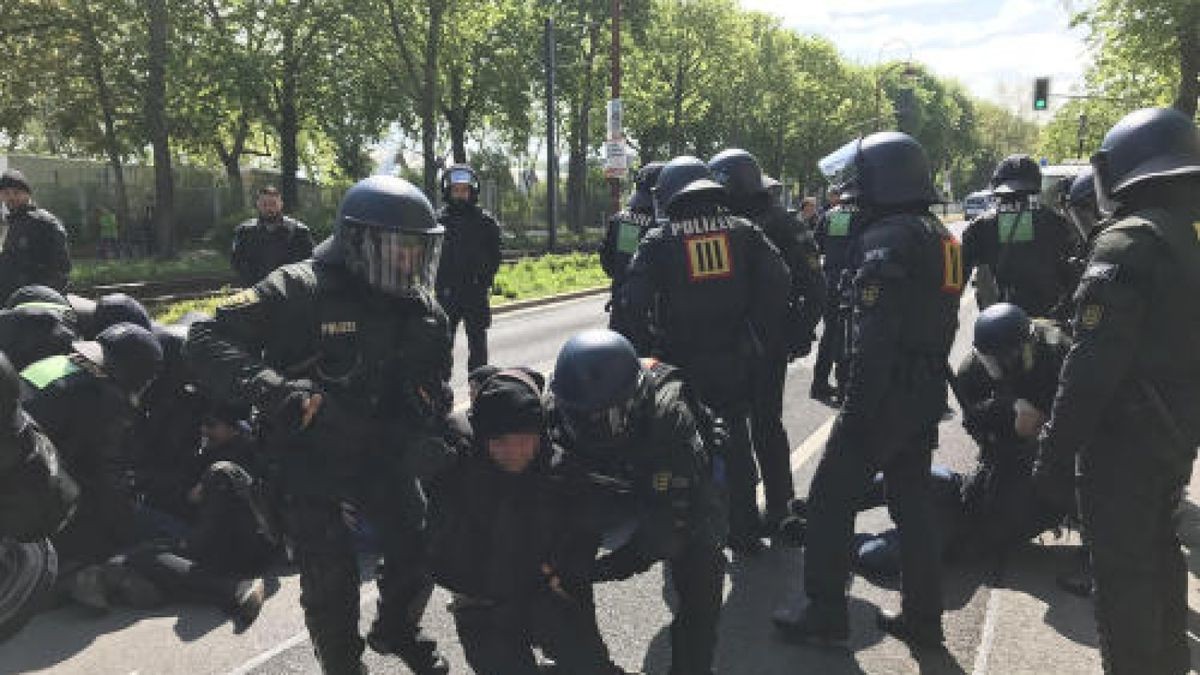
1173, 20, 1198, 119
216, 114, 250, 214
145, 0, 175, 258
278, 26, 301, 213
77, 3, 131, 240
444, 66, 469, 163
670, 59, 685, 156
420, 1, 445, 199
567, 24, 600, 234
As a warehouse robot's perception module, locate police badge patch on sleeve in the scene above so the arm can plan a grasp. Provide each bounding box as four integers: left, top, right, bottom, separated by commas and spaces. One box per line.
1078, 304, 1103, 331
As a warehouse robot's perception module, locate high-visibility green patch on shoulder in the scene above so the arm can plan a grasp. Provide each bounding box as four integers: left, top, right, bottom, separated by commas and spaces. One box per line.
21, 354, 78, 390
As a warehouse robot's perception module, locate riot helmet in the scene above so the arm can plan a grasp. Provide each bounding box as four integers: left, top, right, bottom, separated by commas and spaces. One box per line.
818, 132, 938, 209
315, 175, 444, 298
550, 329, 648, 449
972, 302, 1033, 381
708, 149, 767, 199
1091, 107, 1200, 216
94, 293, 152, 333
74, 322, 164, 399
0, 351, 20, 432
627, 162, 665, 216
5, 285, 69, 312
1066, 166, 1101, 238
653, 156, 727, 221
440, 163, 480, 205
990, 154, 1042, 197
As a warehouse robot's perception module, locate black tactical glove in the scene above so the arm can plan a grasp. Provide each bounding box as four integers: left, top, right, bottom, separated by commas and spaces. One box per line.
1033, 430, 1076, 517
591, 543, 655, 583
255, 376, 323, 438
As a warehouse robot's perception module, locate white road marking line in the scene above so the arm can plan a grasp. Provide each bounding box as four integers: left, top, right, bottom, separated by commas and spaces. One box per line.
972, 585, 1002, 675
757, 415, 836, 505
226, 588, 381, 675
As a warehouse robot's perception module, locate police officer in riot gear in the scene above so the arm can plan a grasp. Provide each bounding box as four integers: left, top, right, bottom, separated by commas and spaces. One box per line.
774, 132, 962, 648
230, 186, 315, 288
1065, 166, 1102, 246
548, 330, 727, 675
601, 162, 662, 334
186, 175, 452, 674
812, 187, 862, 402
0, 170, 71, 302
708, 148, 824, 542
961, 155, 1077, 317
620, 155, 791, 553
436, 164, 502, 373
1035, 108, 1200, 675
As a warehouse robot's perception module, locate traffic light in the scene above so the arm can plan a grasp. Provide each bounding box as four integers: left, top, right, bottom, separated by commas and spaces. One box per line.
1033, 77, 1050, 111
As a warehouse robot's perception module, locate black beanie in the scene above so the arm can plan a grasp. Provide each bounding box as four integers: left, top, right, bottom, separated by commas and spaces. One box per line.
469, 368, 546, 439
0, 169, 31, 194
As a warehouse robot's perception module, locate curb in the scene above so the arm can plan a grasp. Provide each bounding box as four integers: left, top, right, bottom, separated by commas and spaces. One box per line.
492, 286, 609, 315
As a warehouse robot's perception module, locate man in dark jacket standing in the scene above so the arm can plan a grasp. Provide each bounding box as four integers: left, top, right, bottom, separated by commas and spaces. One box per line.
230, 186, 314, 287
0, 169, 71, 302
436, 164, 502, 373
601, 163, 662, 335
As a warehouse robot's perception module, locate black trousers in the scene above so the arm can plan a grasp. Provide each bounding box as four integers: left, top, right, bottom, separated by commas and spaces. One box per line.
804, 415, 943, 625
749, 351, 796, 521
453, 589, 617, 675
285, 472, 435, 674
443, 293, 491, 373
812, 300, 845, 392
1080, 413, 1191, 675
665, 538, 726, 675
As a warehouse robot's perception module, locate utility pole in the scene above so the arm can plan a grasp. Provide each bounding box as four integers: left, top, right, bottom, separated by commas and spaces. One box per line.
544, 18, 557, 252
607, 0, 623, 218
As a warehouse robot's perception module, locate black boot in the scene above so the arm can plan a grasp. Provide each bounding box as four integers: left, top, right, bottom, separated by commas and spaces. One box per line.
772, 600, 849, 646
366, 626, 449, 675
876, 608, 944, 648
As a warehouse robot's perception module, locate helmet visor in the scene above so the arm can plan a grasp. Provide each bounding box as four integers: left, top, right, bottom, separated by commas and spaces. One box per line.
349, 225, 442, 296
1091, 150, 1120, 218
818, 138, 861, 191
449, 168, 474, 185
559, 398, 637, 447
1068, 203, 1099, 239
974, 345, 1023, 382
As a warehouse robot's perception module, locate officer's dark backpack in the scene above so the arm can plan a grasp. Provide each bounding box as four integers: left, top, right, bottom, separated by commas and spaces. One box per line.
639, 357, 729, 463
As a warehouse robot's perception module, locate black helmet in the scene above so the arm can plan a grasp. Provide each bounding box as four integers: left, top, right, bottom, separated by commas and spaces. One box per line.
654, 156, 727, 220
818, 132, 938, 209
972, 302, 1032, 380
550, 330, 646, 448
74, 322, 163, 397
707, 149, 767, 199
440, 163, 480, 204
627, 162, 664, 215
94, 293, 152, 333
1091, 107, 1200, 215
5, 285, 68, 311
1066, 166, 1100, 237
990, 154, 1042, 196
315, 175, 444, 297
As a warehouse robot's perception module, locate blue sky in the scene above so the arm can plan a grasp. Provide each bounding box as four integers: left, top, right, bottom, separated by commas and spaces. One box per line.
737, 0, 1090, 110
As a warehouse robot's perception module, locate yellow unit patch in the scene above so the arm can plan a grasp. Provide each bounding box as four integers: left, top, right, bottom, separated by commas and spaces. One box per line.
941, 236, 964, 293
1193, 221, 1199, 241
222, 288, 259, 308
653, 471, 672, 492
685, 233, 734, 281
1079, 304, 1103, 330
321, 321, 358, 336
860, 283, 881, 307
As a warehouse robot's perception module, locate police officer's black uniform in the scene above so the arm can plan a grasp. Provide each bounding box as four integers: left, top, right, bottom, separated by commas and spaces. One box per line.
620, 156, 790, 553
1036, 108, 1200, 675
601, 163, 662, 335
548, 330, 727, 675
709, 148, 825, 540
812, 197, 861, 400
0, 350, 79, 640
774, 132, 962, 648
230, 214, 314, 288
430, 367, 623, 675
0, 171, 71, 302
961, 155, 1077, 318
186, 176, 451, 675
21, 324, 163, 565
436, 164, 502, 373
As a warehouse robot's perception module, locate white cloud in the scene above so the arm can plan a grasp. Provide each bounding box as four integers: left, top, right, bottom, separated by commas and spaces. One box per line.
737, 0, 1089, 106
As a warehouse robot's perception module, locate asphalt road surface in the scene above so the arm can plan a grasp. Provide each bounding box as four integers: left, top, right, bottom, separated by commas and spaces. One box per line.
5, 233, 1200, 674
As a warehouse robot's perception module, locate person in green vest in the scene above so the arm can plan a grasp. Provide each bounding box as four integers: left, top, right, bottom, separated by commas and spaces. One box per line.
97, 206, 120, 260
